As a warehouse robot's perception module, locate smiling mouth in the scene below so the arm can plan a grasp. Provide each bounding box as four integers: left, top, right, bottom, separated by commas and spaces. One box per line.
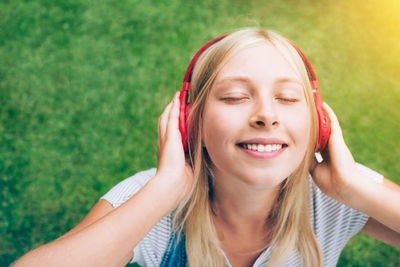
237, 143, 288, 152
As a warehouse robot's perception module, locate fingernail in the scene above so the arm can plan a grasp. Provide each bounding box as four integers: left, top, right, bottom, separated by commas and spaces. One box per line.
173, 91, 180, 102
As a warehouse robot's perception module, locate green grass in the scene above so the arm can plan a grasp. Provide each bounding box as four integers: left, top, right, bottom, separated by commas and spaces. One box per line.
1, 0, 399, 265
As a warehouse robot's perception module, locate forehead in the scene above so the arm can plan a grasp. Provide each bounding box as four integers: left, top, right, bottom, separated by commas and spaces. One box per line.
215, 41, 301, 83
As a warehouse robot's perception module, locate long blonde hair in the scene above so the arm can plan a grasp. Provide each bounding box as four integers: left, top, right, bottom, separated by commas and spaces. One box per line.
172, 28, 323, 267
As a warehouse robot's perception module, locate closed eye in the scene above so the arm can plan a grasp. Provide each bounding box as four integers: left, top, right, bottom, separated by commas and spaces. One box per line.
277, 97, 299, 103
221, 97, 249, 103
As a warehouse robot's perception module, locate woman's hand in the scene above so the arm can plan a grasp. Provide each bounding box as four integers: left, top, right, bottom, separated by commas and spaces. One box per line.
311, 103, 400, 238
13, 91, 194, 267
156, 91, 194, 203
310, 103, 361, 203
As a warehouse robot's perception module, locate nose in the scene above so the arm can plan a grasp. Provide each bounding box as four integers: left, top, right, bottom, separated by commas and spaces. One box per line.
249, 98, 280, 129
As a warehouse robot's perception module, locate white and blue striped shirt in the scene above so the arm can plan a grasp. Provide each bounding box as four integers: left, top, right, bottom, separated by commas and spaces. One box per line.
101, 163, 383, 266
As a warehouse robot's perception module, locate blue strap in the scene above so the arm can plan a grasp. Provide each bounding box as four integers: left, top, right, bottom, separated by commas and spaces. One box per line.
159, 231, 187, 267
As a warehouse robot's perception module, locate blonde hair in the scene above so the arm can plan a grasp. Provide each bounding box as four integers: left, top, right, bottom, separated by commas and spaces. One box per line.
172, 28, 323, 267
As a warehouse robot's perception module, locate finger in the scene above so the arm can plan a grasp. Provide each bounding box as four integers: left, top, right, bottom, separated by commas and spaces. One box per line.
322, 102, 343, 138
159, 101, 173, 138
157, 137, 160, 162
157, 92, 180, 160
322, 102, 354, 163
166, 91, 181, 136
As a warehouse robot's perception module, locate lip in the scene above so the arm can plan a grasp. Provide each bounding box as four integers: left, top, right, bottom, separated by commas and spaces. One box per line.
237, 137, 287, 145
236, 137, 288, 159
236, 144, 287, 159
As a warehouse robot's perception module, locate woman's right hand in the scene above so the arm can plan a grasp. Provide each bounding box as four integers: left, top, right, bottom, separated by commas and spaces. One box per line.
156, 91, 194, 203
13, 91, 195, 267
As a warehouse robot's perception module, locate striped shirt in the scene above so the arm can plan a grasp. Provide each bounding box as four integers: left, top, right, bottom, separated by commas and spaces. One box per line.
101, 163, 383, 266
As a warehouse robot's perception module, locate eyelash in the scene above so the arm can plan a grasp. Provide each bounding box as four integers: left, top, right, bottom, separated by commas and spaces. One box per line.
220, 97, 299, 104
277, 98, 299, 103
221, 97, 248, 102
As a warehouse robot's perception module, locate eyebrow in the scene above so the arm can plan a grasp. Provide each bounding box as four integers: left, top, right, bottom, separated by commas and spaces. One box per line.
214, 76, 303, 88
214, 76, 252, 87
273, 77, 303, 86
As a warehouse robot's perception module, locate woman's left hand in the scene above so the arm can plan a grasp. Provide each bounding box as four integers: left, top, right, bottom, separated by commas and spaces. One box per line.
309, 103, 361, 203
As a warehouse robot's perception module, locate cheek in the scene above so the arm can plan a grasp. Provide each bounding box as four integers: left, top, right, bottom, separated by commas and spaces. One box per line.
287, 108, 311, 151
201, 105, 244, 166
202, 107, 233, 147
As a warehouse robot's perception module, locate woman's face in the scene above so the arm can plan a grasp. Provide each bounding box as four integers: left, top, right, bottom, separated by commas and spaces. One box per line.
202, 41, 311, 189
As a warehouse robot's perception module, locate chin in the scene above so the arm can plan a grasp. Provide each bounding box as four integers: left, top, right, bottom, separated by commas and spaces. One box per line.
239, 170, 289, 190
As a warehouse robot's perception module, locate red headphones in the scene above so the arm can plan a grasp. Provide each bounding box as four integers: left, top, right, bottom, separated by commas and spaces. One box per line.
178, 33, 331, 153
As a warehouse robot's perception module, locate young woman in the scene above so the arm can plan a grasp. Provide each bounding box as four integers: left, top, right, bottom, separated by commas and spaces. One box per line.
15, 28, 400, 267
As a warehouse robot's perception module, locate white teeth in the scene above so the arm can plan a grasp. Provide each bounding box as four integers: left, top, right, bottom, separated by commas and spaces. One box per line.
243, 143, 283, 152
266, 145, 272, 152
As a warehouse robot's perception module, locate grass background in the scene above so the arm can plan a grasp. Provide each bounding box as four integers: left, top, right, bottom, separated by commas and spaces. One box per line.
1, 0, 399, 266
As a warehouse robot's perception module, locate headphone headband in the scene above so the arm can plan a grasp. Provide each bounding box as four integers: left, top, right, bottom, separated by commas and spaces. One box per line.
182, 34, 320, 91
288, 42, 319, 90
182, 34, 230, 92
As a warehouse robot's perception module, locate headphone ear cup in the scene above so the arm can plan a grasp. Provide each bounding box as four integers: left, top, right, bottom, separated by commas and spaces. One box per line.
314, 91, 331, 152
178, 90, 188, 152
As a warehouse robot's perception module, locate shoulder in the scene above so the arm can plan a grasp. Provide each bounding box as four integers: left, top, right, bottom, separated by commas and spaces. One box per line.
308, 162, 383, 265
133, 211, 173, 266
309, 162, 383, 233
100, 168, 173, 266
100, 168, 157, 208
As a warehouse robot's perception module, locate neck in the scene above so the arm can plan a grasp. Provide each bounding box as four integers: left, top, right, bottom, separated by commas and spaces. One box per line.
211, 172, 282, 235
